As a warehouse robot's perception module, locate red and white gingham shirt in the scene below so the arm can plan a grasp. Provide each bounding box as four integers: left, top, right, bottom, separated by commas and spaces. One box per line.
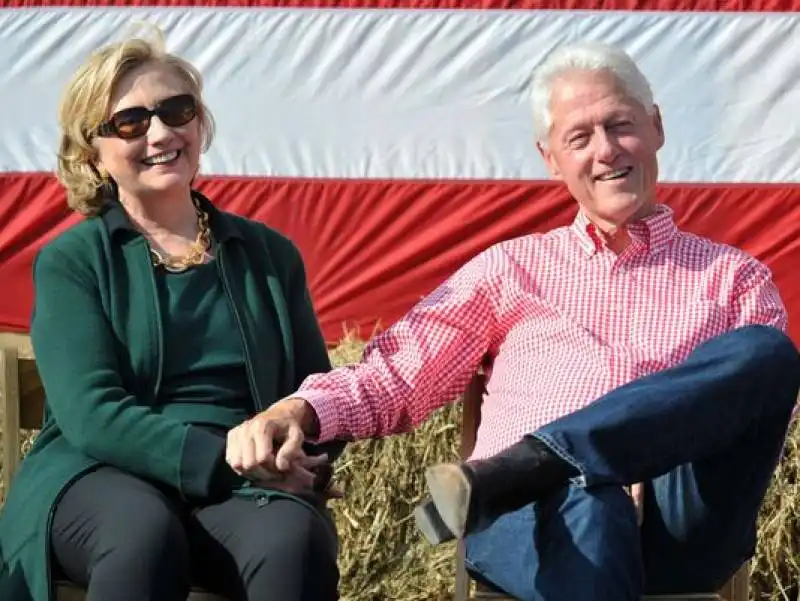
299, 205, 787, 460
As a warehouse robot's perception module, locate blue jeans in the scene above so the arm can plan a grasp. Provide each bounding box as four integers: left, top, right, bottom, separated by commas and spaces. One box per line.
465, 325, 799, 601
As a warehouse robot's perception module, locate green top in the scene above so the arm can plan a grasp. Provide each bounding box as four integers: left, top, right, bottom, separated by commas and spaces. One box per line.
156, 260, 252, 428
0, 191, 345, 601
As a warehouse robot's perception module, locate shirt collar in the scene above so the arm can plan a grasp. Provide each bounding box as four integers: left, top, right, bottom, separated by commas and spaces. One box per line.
100, 188, 242, 243
570, 204, 678, 257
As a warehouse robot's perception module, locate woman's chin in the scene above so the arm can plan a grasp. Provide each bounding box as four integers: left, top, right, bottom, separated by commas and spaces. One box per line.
137, 173, 193, 196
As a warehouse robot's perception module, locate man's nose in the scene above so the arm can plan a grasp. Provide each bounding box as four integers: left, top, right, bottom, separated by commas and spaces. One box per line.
593, 128, 621, 163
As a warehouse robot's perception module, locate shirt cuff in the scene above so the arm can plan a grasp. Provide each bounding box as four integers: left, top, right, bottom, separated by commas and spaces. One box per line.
297, 389, 343, 443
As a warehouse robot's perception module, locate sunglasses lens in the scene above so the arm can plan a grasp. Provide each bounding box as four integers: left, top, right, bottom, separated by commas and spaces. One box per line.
99, 95, 197, 139
112, 108, 151, 139
158, 95, 197, 128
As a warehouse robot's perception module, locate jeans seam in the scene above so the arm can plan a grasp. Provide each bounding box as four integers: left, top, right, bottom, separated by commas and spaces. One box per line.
532, 432, 589, 487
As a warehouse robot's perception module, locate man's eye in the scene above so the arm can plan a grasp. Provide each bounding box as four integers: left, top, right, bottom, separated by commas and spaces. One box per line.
568, 134, 589, 147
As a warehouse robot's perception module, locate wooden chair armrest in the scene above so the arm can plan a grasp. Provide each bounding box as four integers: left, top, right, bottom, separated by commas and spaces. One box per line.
1, 344, 21, 501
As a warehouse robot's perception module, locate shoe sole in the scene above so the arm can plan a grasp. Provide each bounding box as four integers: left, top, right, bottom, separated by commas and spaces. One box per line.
413, 497, 455, 545
423, 465, 472, 541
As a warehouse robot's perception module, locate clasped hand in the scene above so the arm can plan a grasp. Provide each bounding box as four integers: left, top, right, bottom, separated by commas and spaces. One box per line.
226, 399, 342, 500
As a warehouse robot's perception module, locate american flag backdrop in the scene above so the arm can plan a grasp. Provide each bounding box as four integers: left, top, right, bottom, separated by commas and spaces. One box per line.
0, 0, 798, 343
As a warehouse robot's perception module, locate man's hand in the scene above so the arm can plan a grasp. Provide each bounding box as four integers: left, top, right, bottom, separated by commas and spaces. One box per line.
226, 397, 319, 477
625, 482, 645, 526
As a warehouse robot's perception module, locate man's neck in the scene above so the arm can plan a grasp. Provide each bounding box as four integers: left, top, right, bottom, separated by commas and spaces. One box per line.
596, 226, 632, 254
588, 202, 658, 254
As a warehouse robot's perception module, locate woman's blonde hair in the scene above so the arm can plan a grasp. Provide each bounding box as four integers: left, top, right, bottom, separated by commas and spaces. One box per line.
57, 25, 215, 215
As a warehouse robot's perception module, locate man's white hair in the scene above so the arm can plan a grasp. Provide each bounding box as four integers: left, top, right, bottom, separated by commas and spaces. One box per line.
530, 41, 656, 144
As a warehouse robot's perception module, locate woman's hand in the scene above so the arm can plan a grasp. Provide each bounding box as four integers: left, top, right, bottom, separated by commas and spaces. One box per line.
248, 453, 343, 500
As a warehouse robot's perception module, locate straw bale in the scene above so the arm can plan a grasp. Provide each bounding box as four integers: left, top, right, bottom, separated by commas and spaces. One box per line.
751, 413, 800, 601
328, 331, 462, 600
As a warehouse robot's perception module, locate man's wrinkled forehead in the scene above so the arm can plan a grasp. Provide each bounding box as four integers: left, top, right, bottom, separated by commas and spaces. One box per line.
547, 70, 647, 131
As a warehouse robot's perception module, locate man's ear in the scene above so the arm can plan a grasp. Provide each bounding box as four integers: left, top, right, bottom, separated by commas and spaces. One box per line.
537, 140, 563, 180
652, 105, 665, 151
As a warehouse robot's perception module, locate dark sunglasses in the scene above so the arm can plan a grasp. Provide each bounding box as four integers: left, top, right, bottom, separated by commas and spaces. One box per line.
96, 94, 197, 140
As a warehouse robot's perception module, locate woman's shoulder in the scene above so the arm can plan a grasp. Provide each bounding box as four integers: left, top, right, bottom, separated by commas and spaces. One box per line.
216, 210, 302, 262
29, 218, 111, 292
37, 215, 107, 264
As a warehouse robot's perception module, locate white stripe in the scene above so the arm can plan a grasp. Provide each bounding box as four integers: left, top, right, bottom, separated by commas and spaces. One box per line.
0, 7, 797, 183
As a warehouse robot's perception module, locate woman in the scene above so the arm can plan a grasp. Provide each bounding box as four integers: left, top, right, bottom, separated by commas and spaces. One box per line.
0, 29, 343, 601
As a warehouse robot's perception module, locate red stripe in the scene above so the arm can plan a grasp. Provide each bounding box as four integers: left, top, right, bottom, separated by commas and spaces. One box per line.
2, 0, 796, 12
2, 173, 799, 345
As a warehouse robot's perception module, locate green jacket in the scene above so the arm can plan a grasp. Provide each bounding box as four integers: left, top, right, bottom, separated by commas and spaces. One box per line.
0, 191, 344, 601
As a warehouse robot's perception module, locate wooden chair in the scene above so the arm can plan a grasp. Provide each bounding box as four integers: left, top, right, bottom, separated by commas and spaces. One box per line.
0, 332, 229, 601
454, 369, 750, 601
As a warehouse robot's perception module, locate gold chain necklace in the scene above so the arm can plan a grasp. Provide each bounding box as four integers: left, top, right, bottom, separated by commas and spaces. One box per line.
148, 197, 212, 273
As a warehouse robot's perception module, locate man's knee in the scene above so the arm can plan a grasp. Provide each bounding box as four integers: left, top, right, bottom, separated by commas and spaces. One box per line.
707, 325, 799, 421
747, 327, 799, 423
729, 326, 799, 380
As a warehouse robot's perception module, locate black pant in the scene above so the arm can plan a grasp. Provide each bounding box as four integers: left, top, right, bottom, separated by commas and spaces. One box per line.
50, 467, 339, 601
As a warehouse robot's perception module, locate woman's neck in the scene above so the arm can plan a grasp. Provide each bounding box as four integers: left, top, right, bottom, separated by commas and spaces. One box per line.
120, 189, 198, 240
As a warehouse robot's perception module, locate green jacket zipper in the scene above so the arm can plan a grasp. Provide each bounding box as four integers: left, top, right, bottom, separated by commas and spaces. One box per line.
216, 244, 264, 412
147, 247, 165, 398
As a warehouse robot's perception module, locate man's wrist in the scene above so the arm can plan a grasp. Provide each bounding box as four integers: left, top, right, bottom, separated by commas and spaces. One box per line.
291, 397, 321, 438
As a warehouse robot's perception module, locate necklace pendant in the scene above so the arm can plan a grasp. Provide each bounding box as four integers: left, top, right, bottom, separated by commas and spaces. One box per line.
147, 198, 211, 273
162, 261, 191, 273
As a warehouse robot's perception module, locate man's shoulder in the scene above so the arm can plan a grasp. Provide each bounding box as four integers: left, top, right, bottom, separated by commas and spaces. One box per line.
478, 226, 571, 264
673, 229, 768, 272
439, 228, 571, 291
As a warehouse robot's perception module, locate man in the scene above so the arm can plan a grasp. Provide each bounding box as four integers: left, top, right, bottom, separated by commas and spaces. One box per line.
226, 41, 800, 600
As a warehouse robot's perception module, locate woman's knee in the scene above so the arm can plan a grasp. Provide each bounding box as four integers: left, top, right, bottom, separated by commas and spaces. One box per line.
51, 468, 191, 596
87, 490, 191, 600
237, 500, 339, 597
262, 502, 335, 562
95, 495, 189, 569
